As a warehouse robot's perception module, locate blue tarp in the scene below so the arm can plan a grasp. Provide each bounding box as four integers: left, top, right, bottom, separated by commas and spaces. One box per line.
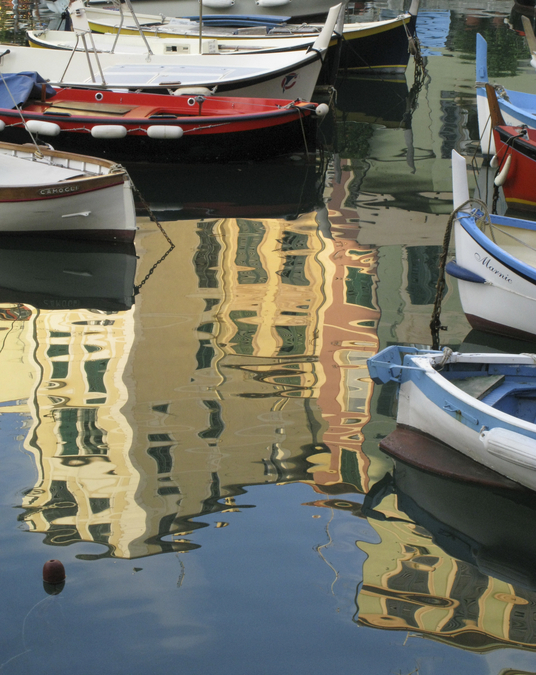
0, 72, 56, 110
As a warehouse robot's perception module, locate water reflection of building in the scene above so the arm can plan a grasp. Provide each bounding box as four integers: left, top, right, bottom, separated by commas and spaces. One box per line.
356, 490, 536, 652
10, 208, 385, 559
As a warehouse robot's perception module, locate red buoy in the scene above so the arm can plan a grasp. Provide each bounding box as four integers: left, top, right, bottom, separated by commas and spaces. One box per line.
43, 559, 65, 585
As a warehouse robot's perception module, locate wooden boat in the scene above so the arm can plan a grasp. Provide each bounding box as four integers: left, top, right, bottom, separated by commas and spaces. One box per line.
0, 138, 136, 241
0, 236, 137, 311
367, 345, 536, 493
486, 83, 536, 212
0, 72, 326, 162
446, 150, 536, 340
75, 0, 419, 74
86, 0, 343, 20
476, 32, 536, 155
3, 3, 342, 99
374, 427, 536, 591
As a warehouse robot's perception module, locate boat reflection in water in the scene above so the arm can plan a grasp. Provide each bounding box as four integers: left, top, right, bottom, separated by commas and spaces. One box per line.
0, 235, 137, 312
126, 156, 328, 221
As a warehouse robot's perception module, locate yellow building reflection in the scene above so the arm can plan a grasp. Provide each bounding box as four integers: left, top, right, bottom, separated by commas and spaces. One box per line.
4, 208, 381, 560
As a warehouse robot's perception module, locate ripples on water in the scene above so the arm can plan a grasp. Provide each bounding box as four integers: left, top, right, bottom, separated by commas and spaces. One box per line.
1, 1, 536, 673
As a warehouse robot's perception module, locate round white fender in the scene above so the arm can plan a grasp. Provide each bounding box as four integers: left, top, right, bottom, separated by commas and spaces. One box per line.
147, 125, 184, 139
25, 120, 60, 136
315, 103, 329, 117
480, 426, 536, 469
91, 125, 127, 139
173, 87, 212, 97
202, 0, 234, 6
494, 154, 512, 186
0, 120, 5, 132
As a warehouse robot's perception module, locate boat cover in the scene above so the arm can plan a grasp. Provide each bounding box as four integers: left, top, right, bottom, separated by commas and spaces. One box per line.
0, 72, 56, 109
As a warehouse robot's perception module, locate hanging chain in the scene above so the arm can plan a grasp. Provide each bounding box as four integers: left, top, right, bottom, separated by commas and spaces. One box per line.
430, 198, 490, 349
129, 175, 176, 294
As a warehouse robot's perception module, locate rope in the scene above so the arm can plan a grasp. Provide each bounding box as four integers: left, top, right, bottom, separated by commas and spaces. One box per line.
430, 198, 490, 349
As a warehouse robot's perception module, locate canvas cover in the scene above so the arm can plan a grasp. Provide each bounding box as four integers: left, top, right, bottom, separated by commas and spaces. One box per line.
0, 72, 56, 109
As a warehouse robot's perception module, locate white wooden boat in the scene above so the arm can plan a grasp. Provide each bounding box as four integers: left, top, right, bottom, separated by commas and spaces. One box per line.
446, 150, 536, 341
367, 345, 536, 493
0, 140, 136, 241
476, 32, 536, 155
86, 0, 341, 20
74, 0, 419, 74
0, 3, 341, 99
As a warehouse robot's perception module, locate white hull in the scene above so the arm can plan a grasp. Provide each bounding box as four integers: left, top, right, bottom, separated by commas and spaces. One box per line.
0, 42, 322, 99
0, 142, 136, 239
398, 371, 536, 492
453, 217, 536, 338
27, 27, 318, 55
0, 180, 135, 234
91, 0, 336, 19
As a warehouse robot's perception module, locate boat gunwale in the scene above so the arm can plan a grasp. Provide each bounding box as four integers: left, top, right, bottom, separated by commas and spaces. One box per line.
457, 212, 536, 284
403, 352, 536, 437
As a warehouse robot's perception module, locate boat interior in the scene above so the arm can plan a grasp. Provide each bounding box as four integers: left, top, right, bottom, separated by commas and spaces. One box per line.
441, 364, 536, 422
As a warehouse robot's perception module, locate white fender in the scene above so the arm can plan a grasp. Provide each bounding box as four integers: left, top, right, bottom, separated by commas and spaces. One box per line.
0, 120, 5, 132
257, 0, 290, 5
173, 87, 212, 96
315, 103, 329, 117
494, 154, 512, 186
490, 154, 499, 168
91, 125, 127, 139
25, 120, 60, 136
147, 125, 184, 139
203, 0, 234, 6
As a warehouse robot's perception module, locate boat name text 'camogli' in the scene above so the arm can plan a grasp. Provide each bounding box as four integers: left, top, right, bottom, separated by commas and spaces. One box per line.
39, 185, 81, 196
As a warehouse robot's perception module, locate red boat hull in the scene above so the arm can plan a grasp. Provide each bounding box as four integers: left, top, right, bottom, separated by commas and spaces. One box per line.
0, 87, 320, 162
493, 124, 536, 212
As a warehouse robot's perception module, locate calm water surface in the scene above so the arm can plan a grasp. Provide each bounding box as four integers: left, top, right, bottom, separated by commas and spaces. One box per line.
1, 1, 536, 673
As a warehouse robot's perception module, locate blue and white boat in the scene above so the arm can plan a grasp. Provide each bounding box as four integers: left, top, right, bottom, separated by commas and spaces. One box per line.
367, 345, 536, 492
446, 150, 536, 341
476, 32, 536, 155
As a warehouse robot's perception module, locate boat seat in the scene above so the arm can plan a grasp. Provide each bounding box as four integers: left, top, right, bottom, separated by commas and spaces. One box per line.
45, 100, 136, 115
480, 380, 536, 408
453, 374, 505, 399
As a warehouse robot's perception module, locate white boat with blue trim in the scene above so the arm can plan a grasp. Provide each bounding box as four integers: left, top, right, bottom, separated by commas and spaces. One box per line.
367, 345, 536, 492
476, 32, 536, 155
446, 150, 536, 341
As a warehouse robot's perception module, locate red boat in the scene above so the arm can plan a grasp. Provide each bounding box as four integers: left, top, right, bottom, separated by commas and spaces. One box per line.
0, 72, 327, 163
487, 83, 536, 212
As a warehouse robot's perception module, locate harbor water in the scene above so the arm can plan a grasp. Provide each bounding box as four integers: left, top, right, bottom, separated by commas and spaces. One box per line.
1, 1, 536, 673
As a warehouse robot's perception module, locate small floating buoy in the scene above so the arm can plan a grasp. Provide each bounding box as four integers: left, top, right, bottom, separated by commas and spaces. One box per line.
315, 103, 330, 117
91, 125, 127, 139
43, 559, 65, 584
494, 154, 512, 186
